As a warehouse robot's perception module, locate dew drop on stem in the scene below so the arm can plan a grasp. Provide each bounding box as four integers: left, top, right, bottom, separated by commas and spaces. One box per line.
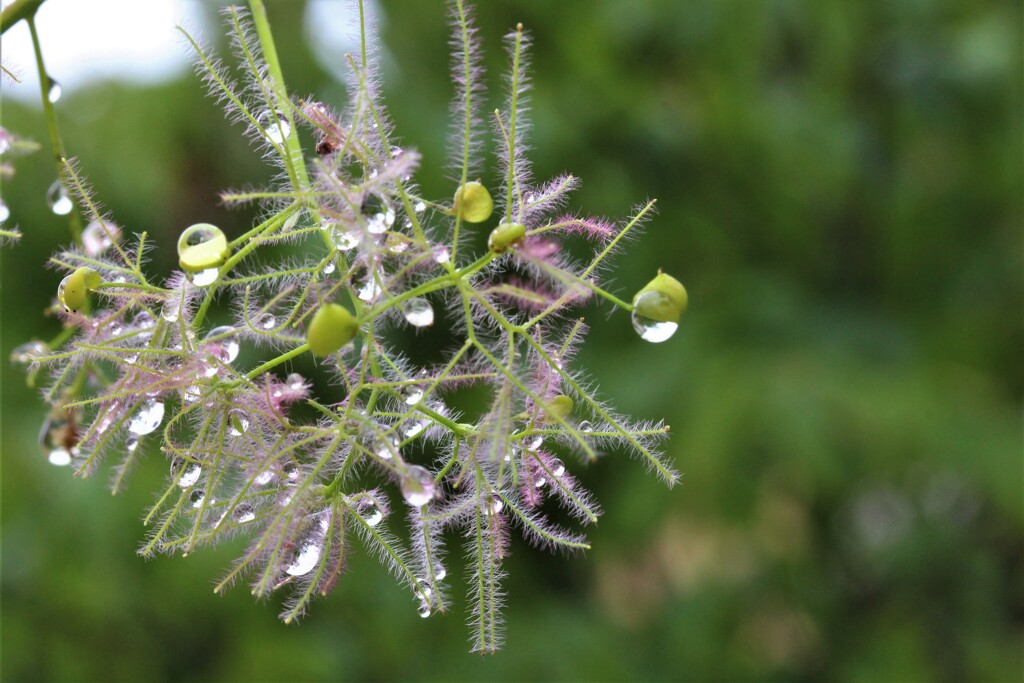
204, 326, 239, 363
233, 504, 256, 524
47, 77, 62, 103
400, 465, 436, 506
258, 109, 291, 145
175, 461, 202, 488
46, 181, 73, 216
403, 298, 434, 328
127, 399, 165, 435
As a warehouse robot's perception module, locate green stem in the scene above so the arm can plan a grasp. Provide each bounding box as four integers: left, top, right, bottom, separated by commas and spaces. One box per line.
0, 0, 44, 34
581, 198, 657, 280
27, 15, 81, 242
504, 25, 524, 221
246, 0, 308, 193
245, 343, 310, 380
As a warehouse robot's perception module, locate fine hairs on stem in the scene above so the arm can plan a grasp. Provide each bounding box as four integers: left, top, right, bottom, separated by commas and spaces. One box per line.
7, 0, 688, 653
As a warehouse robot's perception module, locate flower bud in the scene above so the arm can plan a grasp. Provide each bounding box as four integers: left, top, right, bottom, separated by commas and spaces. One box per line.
177, 223, 230, 272
453, 181, 494, 223
58, 267, 101, 313
307, 303, 359, 356
488, 222, 526, 254
632, 271, 687, 323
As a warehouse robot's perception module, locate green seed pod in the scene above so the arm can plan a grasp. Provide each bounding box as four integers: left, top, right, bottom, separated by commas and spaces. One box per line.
307, 303, 359, 356
545, 395, 574, 423
177, 223, 230, 272
632, 270, 687, 323
453, 181, 494, 223
57, 267, 101, 313
488, 222, 526, 254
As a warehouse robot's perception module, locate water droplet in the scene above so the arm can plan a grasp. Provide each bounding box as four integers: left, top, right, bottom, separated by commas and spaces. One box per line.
578, 420, 593, 433
182, 385, 202, 404
189, 267, 219, 287
233, 504, 256, 523
400, 416, 429, 439
46, 181, 73, 215
47, 78, 62, 103
385, 234, 409, 253
81, 221, 120, 256
10, 340, 47, 364
125, 433, 140, 453
403, 298, 434, 327
331, 227, 359, 251
401, 383, 425, 405
284, 463, 301, 482
524, 435, 543, 451
431, 562, 447, 582
228, 409, 250, 436
357, 496, 385, 527
488, 493, 504, 514
552, 460, 566, 478
258, 109, 291, 144
124, 353, 139, 365
48, 448, 72, 466
417, 601, 432, 618
39, 407, 80, 464
127, 399, 165, 435
177, 223, 229, 272
433, 246, 450, 264
254, 469, 275, 486
0, 199, 9, 223
161, 298, 181, 323
414, 201, 426, 214
177, 462, 202, 488
362, 195, 394, 235
321, 260, 336, 275
190, 489, 207, 508
286, 373, 305, 391
534, 476, 547, 489
255, 312, 276, 330
631, 292, 678, 343
285, 512, 329, 576
400, 465, 436, 506
133, 310, 155, 330
357, 276, 381, 302
204, 325, 239, 363
373, 434, 398, 460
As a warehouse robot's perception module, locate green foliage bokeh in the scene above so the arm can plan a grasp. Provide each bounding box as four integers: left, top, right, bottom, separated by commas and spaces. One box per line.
1, 0, 1021, 680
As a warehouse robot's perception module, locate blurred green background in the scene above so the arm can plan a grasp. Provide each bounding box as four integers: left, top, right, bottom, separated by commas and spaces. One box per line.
2, 0, 1021, 680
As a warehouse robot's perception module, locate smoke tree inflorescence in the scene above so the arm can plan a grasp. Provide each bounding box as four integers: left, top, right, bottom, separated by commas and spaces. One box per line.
6, 0, 687, 653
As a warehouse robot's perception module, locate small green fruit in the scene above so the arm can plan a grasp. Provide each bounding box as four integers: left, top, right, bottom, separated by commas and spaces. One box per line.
488, 222, 526, 253
632, 270, 687, 323
58, 267, 101, 313
545, 395, 574, 422
177, 223, 230, 272
307, 303, 359, 356
453, 181, 494, 223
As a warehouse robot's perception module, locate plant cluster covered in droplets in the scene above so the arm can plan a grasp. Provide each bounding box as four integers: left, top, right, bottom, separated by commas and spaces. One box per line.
11, 0, 688, 653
